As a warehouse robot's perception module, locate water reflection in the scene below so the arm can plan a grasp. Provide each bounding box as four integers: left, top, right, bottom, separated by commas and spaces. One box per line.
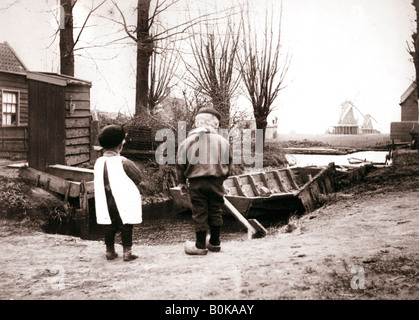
286, 151, 389, 167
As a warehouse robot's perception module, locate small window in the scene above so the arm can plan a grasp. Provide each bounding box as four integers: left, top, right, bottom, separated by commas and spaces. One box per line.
2, 91, 18, 126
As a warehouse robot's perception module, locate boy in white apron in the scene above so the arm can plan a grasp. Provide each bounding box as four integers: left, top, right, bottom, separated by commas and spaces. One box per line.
94, 125, 143, 261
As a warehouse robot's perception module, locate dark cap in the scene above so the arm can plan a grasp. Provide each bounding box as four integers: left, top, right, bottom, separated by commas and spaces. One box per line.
98, 125, 126, 149
196, 107, 221, 121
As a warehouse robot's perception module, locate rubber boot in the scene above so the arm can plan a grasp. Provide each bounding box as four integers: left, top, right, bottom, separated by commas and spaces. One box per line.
123, 246, 138, 261
106, 244, 118, 260
196, 231, 207, 249
209, 226, 221, 246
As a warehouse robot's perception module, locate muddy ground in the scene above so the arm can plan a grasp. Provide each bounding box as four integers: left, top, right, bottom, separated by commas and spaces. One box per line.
0, 150, 418, 302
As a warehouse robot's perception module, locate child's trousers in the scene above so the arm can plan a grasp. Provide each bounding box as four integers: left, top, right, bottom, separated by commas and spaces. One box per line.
104, 223, 133, 247
188, 176, 225, 232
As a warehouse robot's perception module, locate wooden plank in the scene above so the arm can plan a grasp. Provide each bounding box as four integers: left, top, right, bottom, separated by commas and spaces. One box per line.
66, 136, 90, 146
65, 145, 90, 155
65, 117, 90, 128
273, 170, 289, 192
0, 141, 26, 151
65, 109, 90, 118
66, 153, 90, 166
66, 127, 90, 138
0, 80, 28, 90
286, 169, 299, 189
298, 188, 315, 212
247, 174, 260, 196
48, 164, 94, 182
240, 176, 255, 197
90, 120, 99, 164
232, 176, 246, 196
0, 127, 28, 138
65, 84, 90, 94
65, 91, 90, 101
19, 167, 81, 198
0, 72, 27, 83
65, 100, 90, 111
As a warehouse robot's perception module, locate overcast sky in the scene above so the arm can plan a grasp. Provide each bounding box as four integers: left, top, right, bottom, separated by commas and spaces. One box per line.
0, 0, 415, 134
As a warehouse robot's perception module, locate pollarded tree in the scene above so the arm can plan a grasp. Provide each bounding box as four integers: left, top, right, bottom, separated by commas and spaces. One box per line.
237, 1, 291, 145
184, 19, 242, 129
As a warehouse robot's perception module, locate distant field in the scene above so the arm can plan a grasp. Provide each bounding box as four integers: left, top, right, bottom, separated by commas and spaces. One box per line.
269, 133, 391, 149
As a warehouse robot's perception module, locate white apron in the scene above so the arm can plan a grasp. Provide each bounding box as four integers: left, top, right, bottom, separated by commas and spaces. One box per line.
94, 156, 142, 225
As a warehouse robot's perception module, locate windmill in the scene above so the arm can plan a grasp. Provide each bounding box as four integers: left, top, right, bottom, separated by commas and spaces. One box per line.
362, 114, 378, 132
333, 100, 379, 134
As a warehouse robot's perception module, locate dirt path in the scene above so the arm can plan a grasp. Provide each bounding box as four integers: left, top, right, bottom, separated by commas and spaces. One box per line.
0, 187, 417, 300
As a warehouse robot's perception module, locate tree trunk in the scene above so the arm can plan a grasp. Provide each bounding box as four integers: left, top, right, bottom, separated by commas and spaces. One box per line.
254, 110, 267, 144
135, 0, 153, 116
59, 0, 75, 76
212, 91, 230, 129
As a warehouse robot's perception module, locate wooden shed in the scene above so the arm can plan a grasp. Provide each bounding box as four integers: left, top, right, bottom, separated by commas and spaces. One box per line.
26, 72, 94, 171
0, 42, 96, 170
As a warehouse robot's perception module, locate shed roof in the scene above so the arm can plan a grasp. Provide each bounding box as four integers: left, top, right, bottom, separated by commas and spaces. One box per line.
0, 42, 91, 87
0, 42, 28, 73
27, 72, 92, 87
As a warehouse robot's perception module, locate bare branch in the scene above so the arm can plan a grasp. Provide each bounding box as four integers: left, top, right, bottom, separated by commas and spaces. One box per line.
71, 0, 108, 53
112, 0, 138, 42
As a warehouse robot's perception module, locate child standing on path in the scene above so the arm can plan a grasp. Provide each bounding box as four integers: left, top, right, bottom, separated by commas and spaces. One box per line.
176, 108, 233, 255
94, 125, 143, 261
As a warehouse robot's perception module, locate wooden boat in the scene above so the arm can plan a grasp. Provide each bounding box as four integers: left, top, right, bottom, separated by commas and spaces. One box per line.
170, 163, 337, 217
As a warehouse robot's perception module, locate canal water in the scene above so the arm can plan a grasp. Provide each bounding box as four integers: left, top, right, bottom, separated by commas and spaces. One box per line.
286, 150, 390, 167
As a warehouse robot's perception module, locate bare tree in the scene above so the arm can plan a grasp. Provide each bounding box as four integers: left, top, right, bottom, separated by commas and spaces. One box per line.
184, 19, 242, 129
238, 1, 291, 144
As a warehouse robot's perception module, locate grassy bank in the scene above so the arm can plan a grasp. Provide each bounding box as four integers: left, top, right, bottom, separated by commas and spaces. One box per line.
272, 133, 391, 149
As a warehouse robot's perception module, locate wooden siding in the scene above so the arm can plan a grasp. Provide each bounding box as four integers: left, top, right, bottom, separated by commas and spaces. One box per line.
390, 121, 419, 142
0, 126, 28, 154
65, 84, 91, 166
0, 71, 29, 125
400, 87, 419, 122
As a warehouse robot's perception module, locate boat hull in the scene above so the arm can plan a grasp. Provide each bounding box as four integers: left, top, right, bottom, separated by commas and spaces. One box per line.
170, 163, 337, 217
